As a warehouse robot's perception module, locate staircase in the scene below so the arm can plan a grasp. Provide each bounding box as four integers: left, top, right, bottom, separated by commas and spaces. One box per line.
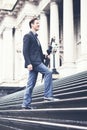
0, 71, 87, 130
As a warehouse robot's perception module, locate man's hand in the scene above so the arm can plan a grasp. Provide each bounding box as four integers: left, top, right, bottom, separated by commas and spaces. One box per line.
45, 54, 50, 59
27, 64, 33, 71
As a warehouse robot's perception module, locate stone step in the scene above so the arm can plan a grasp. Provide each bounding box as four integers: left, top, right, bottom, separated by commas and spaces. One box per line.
0, 82, 87, 107
0, 124, 18, 130
0, 108, 87, 130
0, 71, 87, 107
0, 108, 87, 123
0, 71, 87, 129
0, 71, 87, 104
1, 117, 87, 130
0, 96, 87, 110
32, 96, 87, 109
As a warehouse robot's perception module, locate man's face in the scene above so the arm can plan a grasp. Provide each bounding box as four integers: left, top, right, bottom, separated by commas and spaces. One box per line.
31, 19, 40, 31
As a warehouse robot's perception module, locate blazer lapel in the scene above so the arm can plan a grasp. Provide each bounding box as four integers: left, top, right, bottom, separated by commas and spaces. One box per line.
30, 31, 41, 46
30, 31, 37, 42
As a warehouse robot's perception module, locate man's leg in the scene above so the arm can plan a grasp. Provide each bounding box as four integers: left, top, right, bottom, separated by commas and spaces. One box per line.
22, 70, 38, 108
34, 63, 53, 98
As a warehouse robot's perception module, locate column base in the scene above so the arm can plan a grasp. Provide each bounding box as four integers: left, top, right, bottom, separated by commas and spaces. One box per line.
76, 54, 87, 73
52, 68, 59, 74
59, 63, 76, 78
52, 68, 59, 80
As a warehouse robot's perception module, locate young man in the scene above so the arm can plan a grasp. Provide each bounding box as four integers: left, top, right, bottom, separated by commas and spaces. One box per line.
22, 17, 59, 109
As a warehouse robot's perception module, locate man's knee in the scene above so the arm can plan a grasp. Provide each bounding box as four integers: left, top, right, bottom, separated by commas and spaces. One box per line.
47, 69, 52, 76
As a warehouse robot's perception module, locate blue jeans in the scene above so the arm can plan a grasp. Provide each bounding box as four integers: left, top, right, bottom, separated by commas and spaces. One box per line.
22, 63, 53, 107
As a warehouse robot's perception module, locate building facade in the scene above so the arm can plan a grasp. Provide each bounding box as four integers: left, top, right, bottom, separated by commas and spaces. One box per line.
0, 0, 85, 84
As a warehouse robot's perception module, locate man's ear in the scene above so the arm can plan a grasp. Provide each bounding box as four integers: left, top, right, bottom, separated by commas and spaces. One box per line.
31, 23, 33, 28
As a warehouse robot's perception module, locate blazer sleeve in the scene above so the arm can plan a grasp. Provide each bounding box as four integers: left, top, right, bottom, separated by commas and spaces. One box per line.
23, 34, 31, 67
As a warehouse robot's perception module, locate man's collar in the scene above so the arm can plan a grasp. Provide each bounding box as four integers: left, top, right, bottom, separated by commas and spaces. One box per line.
31, 30, 38, 37
31, 29, 36, 35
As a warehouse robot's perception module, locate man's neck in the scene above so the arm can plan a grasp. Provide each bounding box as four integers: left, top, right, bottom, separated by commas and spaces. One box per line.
31, 29, 36, 34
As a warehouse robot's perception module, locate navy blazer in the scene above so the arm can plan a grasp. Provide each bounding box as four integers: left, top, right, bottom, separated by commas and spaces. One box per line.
23, 31, 44, 68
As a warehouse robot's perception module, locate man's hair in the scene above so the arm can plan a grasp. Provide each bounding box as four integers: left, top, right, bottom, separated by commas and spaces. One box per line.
29, 17, 38, 28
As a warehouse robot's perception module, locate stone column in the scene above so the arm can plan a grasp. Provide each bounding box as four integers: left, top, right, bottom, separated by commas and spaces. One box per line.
77, 0, 87, 72
50, 1, 59, 70
2, 28, 13, 81
60, 0, 75, 77
0, 35, 3, 83
15, 28, 23, 80
39, 11, 48, 53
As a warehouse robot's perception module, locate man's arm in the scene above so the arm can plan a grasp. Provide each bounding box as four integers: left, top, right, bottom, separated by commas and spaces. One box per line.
23, 34, 32, 67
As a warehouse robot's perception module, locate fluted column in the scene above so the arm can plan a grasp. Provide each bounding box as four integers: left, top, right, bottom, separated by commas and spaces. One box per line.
50, 1, 59, 69
77, 0, 87, 72
60, 0, 75, 77
39, 11, 48, 53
